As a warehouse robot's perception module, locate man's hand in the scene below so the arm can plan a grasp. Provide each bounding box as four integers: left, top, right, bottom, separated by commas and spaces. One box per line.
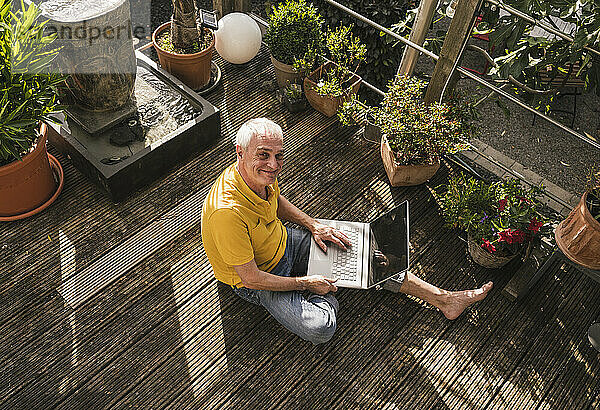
311, 222, 352, 253
299, 275, 338, 295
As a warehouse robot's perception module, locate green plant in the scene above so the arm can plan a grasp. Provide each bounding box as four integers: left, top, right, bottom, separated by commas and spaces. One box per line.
481, 0, 600, 97
0, 0, 64, 167
283, 83, 303, 101
339, 75, 475, 165
265, 0, 325, 66
439, 174, 553, 256
311, 0, 410, 102
586, 166, 600, 198
586, 166, 600, 220
294, 24, 366, 97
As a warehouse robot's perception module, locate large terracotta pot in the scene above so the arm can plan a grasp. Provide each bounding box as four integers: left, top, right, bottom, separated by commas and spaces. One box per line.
303, 62, 361, 117
555, 192, 600, 270
270, 55, 303, 90
467, 235, 518, 268
152, 22, 214, 90
380, 135, 441, 186
0, 124, 61, 219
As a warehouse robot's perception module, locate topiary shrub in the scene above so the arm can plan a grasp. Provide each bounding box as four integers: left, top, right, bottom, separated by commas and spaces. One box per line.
264, 0, 325, 65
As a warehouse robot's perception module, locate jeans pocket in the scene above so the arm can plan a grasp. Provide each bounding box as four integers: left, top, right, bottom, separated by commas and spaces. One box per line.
233, 286, 261, 305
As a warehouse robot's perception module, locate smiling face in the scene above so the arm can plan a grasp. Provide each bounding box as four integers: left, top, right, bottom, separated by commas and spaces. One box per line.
236, 132, 284, 198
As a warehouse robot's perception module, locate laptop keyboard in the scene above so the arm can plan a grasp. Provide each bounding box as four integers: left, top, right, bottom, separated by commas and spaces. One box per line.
331, 225, 360, 281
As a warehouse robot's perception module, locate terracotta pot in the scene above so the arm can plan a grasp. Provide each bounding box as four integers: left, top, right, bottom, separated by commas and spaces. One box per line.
0, 124, 59, 218
303, 62, 361, 117
467, 235, 518, 268
152, 22, 214, 90
270, 55, 303, 90
555, 192, 600, 270
380, 135, 441, 186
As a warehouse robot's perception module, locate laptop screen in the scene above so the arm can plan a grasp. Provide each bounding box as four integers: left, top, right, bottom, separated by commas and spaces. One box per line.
368, 201, 409, 287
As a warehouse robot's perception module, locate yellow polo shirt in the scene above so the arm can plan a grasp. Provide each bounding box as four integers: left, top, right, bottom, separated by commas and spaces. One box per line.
201, 163, 287, 287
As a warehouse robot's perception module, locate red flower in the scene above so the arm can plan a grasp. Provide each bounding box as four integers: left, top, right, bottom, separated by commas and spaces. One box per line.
481, 239, 496, 253
511, 229, 527, 244
527, 218, 543, 233
498, 198, 508, 211
498, 229, 527, 244
516, 196, 532, 205
498, 229, 514, 244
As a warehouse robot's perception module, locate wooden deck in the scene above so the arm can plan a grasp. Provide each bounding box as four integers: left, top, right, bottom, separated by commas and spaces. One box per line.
1, 46, 599, 409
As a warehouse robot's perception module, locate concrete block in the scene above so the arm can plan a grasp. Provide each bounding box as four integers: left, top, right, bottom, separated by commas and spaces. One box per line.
473, 153, 506, 178
481, 144, 516, 170
48, 53, 221, 202
511, 162, 544, 187
540, 178, 574, 207
470, 138, 488, 152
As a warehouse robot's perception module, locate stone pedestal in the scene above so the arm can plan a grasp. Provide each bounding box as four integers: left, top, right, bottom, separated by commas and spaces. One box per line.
39, 0, 136, 111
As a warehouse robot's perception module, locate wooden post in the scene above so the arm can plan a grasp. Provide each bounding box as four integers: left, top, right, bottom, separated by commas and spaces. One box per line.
213, 0, 250, 19
424, 0, 480, 104
397, 0, 438, 76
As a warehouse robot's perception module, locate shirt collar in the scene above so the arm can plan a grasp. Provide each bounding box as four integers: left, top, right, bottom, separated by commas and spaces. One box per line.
232, 163, 276, 205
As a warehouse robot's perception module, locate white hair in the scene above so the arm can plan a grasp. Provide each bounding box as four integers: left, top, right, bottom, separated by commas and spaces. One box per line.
235, 118, 283, 149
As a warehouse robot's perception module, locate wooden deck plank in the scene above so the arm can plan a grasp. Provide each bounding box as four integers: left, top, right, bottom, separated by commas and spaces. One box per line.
2, 226, 210, 408
329, 228, 489, 409
486, 263, 600, 409
439, 260, 565, 409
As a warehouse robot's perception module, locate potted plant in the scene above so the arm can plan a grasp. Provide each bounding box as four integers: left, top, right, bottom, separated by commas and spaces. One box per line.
152, 0, 215, 90
555, 167, 600, 270
277, 83, 307, 113
264, 0, 324, 90
439, 174, 553, 268
339, 75, 475, 185
0, 0, 65, 220
295, 24, 366, 117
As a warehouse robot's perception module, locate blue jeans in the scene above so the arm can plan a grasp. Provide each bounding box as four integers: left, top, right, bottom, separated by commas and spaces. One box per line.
233, 227, 339, 345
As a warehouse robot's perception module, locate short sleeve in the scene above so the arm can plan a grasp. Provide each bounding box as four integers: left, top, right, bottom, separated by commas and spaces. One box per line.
208, 209, 255, 266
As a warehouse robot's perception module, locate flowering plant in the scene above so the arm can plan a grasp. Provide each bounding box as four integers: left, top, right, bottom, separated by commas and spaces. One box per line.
439, 174, 553, 256
338, 75, 475, 165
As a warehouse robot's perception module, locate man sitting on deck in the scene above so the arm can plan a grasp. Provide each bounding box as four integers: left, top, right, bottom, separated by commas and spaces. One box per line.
201, 118, 493, 345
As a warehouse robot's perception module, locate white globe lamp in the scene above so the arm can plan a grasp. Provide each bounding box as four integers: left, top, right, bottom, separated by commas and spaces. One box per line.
214, 13, 262, 64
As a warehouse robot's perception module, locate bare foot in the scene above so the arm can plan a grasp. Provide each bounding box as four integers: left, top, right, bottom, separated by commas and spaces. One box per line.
440, 282, 494, 320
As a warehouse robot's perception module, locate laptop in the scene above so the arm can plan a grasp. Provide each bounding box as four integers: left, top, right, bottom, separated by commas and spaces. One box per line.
307, 201, 410, 289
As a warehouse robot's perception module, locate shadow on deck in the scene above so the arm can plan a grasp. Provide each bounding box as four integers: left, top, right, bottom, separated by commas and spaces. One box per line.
1, 46, 599, 409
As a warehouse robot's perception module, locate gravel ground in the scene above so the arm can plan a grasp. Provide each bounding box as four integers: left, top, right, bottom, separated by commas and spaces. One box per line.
141, 0, 599, 196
